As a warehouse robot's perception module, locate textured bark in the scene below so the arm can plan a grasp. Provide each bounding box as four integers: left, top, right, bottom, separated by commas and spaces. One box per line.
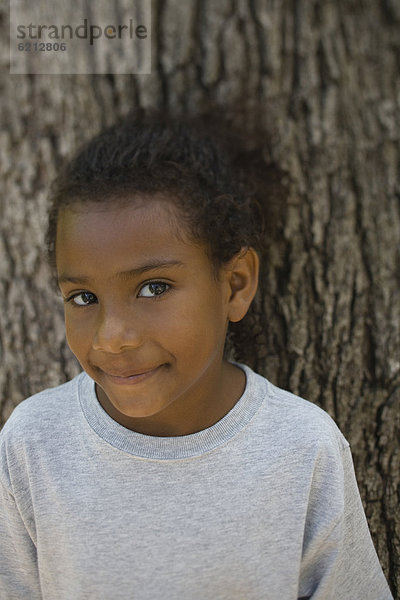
1, 0, 399, 595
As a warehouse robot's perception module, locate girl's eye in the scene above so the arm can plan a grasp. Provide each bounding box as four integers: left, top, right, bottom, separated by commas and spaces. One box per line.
138, 282, 170, 298
69, 292, 98, 306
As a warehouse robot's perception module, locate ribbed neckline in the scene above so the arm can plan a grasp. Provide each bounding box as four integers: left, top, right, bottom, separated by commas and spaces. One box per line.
77, 364, 268, 460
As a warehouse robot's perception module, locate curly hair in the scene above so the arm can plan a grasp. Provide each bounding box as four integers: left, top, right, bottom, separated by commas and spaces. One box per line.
47, 109, 277, 362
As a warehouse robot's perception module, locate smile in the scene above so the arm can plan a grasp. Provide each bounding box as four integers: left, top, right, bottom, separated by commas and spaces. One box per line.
102, 365, 163, 386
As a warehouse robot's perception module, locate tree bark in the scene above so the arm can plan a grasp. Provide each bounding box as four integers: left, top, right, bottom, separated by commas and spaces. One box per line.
1, 0, 399, 595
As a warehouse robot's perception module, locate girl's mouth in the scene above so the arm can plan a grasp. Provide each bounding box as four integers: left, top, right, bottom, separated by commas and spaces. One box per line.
101, 365, 163, 386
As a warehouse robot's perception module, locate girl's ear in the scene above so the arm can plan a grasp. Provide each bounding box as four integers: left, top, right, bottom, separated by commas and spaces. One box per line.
226, 247, 259, 323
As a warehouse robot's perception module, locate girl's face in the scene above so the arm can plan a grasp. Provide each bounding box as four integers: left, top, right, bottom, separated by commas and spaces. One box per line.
56, 198, 249, 436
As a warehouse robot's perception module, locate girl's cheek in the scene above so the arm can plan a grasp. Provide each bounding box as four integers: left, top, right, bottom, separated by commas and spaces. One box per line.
65, 313, 90, 338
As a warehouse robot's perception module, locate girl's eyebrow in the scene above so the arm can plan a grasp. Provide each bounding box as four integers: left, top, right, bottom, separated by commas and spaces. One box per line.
57, 260, 185, 286
117, 260, 185, 281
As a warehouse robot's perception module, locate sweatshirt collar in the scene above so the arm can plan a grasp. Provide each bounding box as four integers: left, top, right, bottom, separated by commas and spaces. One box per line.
77, 364, 268, 460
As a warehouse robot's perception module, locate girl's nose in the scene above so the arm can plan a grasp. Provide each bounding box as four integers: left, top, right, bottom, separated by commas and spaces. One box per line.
91, 307, 143, 353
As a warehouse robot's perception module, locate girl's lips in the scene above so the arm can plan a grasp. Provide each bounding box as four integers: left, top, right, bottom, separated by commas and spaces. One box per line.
102, 365, 162, 385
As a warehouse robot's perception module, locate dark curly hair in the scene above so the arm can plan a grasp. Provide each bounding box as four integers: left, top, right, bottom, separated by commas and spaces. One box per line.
47, 109, 275, 362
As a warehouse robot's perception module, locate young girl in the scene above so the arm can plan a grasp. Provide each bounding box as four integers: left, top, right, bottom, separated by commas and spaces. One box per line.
0, 112, 393, 599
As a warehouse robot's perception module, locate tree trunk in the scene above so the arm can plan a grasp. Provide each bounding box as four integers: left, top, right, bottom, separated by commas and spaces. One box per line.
1, 0, 399, 595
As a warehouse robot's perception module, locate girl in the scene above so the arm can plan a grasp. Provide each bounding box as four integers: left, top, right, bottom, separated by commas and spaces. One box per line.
0, 112, 393, 599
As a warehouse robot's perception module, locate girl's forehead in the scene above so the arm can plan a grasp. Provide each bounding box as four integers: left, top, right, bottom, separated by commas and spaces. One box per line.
62, 194, 179, 220
55, 196, 212, 276
59, 195, 190, 239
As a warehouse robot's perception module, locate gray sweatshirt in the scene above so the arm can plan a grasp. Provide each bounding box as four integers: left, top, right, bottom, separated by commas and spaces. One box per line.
0, 365, 393, 599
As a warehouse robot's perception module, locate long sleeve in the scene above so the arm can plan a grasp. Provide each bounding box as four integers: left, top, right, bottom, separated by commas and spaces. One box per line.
299, 445, 393, 600
0, 479, 42, 599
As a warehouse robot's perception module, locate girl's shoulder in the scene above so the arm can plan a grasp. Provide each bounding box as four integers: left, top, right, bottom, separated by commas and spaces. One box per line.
0, 373, 89, 492
0, 372, 86, 445
243, 364, 350, 456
